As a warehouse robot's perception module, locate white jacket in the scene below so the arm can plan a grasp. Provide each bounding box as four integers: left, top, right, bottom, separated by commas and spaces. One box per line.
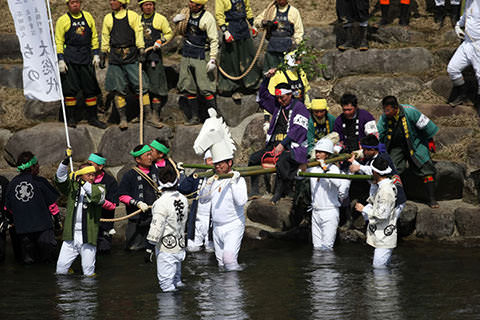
458, 0, 480, 42
147, 190, 188, 254
309, 164, 349, 210
363, 178, 398, 249
199, 175, 248, 226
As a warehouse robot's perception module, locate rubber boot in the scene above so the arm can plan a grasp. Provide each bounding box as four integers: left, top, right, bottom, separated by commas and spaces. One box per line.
425, 181, 439, 208
150, 103, 165, 128
66, 106, 77, 128
380, 5, 389, 25
338, 26, 353, 51
399, 4, 410, 26
118, 107, 128, 130
358, 26, 369, 51
144, 104, 163, 128
250, 174, 260, 198
448, 83, 468, 107
271, 177, 287, 204
475, 94, 480, 117
185, 98, 200, 126
450, 5, 461, 27
87, 107, 107, 129
434, 5, 445, 26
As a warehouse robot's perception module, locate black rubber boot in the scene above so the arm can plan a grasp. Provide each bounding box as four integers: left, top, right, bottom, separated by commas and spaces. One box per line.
434, 5, 445, 26
250, 175, 260, 198
118, 107, 128, 130
145, 104, 163, 128
399, 4, 410, 26
450, 5, 461, 27
448, 83, 468, 107
380, 5, 389, 25
271, 177, 287, 204
425, 181, 439, 208
338, 26, 354, 51
359, 26, 369, 51
185, 98, 200, 126
150, 103, 165, 128
87, 107, 107, 129
66, 106, 77, 128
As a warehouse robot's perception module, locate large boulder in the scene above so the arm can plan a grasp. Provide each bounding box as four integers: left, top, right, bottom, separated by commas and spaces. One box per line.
0, 129, 13, 169
463, 170, 480, 205
170, 124, 203, 163
397, 202, 418, 238
304, 26, 336, 50
97, 124, 173, 167
216, 95, 259, 127
24, 100, 61, 121
321, 47, 434, 79
455, 207, 480, 237
246, 198, 292, 230
415, 103, 476, 119
4, 123, 95, 166
0, 64, 22, 89
331, 76, 422, 110
435, 127, 474, 151
370, 25, 426, 44
415, 206, 455, 239
428, 75, 452, 100
0, 34, 21, 59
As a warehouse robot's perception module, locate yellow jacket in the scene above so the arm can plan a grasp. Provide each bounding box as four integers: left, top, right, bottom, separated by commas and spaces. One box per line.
189, 10, 219, 60
101, 8, 144, 53
142, 12, 173, 43
267, 68, 311, 108
254, 4, 304, 45
215, 0, 254, 27
55, 11, 99, 55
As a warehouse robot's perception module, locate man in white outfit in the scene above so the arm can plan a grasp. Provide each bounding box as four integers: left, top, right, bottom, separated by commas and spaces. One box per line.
147, 164, 188, 292
199, 145, 248, 271
355, 157, 398, 268
308, 138, 349, 250
447, 0, 480, 113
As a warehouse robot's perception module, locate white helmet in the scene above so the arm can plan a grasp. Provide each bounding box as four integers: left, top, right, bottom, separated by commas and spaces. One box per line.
314, 138, 334, 154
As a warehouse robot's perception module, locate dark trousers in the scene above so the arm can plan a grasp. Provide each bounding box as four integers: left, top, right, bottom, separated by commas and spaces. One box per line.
125, 216, 151, 251
18, 229, 56, 264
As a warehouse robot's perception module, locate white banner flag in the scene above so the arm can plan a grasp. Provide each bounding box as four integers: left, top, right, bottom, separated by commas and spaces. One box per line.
7, 0, 61, 102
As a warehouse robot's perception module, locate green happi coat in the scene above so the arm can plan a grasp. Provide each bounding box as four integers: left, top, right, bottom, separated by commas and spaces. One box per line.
55, 177, 105, 246
377, 104, 439, 167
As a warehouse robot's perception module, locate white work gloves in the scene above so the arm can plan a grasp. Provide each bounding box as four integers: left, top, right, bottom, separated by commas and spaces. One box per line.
206, 59, 216, 73
224, 30, 234, 43
58, 60, 68, 73
92, 55, 100, 68
263, 121, 270, 135
455, 24, 465, 40
137, 201, 149, 212
230, 170, 241, 184
251, 26, 258, 38
173, 13, 186, 23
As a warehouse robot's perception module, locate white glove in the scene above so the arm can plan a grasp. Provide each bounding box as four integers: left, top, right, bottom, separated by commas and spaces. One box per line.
455, 24, 465, 40
206, 59, 216, 73
92, 55, 100, 68
251, 27, 258, 38
173, 13, 186, 23
224, 30, 234, 43
137, 201, 149, 212
230, 170, 241, 184
263, 121, 270, 135
58, 60, 68, 73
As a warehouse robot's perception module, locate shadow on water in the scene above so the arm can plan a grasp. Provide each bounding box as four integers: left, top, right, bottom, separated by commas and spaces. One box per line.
1, 240, 480, 319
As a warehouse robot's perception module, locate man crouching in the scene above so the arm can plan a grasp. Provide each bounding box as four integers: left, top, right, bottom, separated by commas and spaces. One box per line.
146, 164, 188, 292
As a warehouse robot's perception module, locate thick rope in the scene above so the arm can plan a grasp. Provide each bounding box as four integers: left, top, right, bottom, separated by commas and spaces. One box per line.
217, 1, 276, 81
100, 206, 151, 222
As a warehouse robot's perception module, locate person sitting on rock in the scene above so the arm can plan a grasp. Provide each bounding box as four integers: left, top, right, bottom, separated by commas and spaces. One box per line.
146, 159, 188, 292
55, 156, 106, 277
377, 95, 439, 208
55, 0, 106, 129
337, 0, 369, 51
178, 150, 214, 253
173, 0, 219, 125
349, 134, 406, 220
254, 0, 304, 72
215, 0, 261, 100
307, 99, 336, 158
309, 138, 349, 251
248, 80, 309, 203
100, 0, 151, 129
118, 144, 160, 252
446, 0, 480, 114
5, 152, 60, 264
87, 153, 119, 254
139, 0, 174, 128
355, 157, 398, 268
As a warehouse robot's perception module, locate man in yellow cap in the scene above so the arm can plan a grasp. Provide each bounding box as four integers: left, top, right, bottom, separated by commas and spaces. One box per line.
100, 0, 150, 129
254, 0, 304, 72
173, 0, 219, 125
55, 0, 106, 129
55, 152, 106, 276
307, 98, 336, 156
215, 0, 261, 100
139, 0, 173, 128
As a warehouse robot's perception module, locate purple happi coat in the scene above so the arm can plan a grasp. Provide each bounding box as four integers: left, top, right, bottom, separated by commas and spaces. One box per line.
258, 80, 310, 164
333, 109, 378, 151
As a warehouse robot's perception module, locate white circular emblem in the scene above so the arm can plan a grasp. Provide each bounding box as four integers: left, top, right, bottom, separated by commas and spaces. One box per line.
15, 181, 34, 202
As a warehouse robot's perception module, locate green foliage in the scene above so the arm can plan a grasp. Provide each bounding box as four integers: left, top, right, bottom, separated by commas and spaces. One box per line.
276, 39, 326, 80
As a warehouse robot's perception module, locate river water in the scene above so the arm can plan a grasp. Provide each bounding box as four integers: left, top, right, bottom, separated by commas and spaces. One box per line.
1, 240, 480, 319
